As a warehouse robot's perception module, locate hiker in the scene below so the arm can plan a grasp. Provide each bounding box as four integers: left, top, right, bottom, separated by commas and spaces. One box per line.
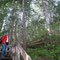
1, 33, 9, 57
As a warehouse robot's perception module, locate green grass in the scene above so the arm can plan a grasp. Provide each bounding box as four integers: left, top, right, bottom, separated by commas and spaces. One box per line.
26, 44, 60, 60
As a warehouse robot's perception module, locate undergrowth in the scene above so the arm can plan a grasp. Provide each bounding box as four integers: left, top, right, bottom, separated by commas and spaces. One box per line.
26, 44, 60, 60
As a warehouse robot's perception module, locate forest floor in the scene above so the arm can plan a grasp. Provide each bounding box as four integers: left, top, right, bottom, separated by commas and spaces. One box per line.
26, 44, 60, 60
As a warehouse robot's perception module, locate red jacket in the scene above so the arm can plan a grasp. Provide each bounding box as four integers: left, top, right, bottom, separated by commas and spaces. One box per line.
1, 35, 7, 44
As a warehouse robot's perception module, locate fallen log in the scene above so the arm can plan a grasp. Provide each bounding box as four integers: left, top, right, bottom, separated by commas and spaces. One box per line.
27, 40, 60, 48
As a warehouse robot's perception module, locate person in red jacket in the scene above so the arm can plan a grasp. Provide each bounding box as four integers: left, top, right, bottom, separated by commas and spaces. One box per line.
1, 33, 8, 57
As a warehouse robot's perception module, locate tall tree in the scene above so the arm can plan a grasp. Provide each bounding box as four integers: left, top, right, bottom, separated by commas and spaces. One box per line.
42, 0, 52, 34
22, 0, 27, 49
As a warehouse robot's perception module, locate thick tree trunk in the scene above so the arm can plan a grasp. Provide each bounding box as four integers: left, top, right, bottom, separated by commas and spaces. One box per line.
10, 42, 32, 60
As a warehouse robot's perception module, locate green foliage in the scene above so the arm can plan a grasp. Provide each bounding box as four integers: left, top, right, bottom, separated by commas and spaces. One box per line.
26, 44, 60, 60
20, 55, 24, 60
56, 2, 60, 14
0, 30, 7, 36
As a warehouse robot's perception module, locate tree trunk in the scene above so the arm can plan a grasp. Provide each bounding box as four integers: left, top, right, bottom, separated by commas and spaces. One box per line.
22, 0, 27, 50
42, 0, 51, 34
9, 20, 14, 44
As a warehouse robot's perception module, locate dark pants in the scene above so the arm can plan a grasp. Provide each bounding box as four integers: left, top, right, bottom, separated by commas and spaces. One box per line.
1, 44, 7, 56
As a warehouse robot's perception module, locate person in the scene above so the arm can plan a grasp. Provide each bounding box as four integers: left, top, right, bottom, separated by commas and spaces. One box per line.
1, 33, 9, 57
